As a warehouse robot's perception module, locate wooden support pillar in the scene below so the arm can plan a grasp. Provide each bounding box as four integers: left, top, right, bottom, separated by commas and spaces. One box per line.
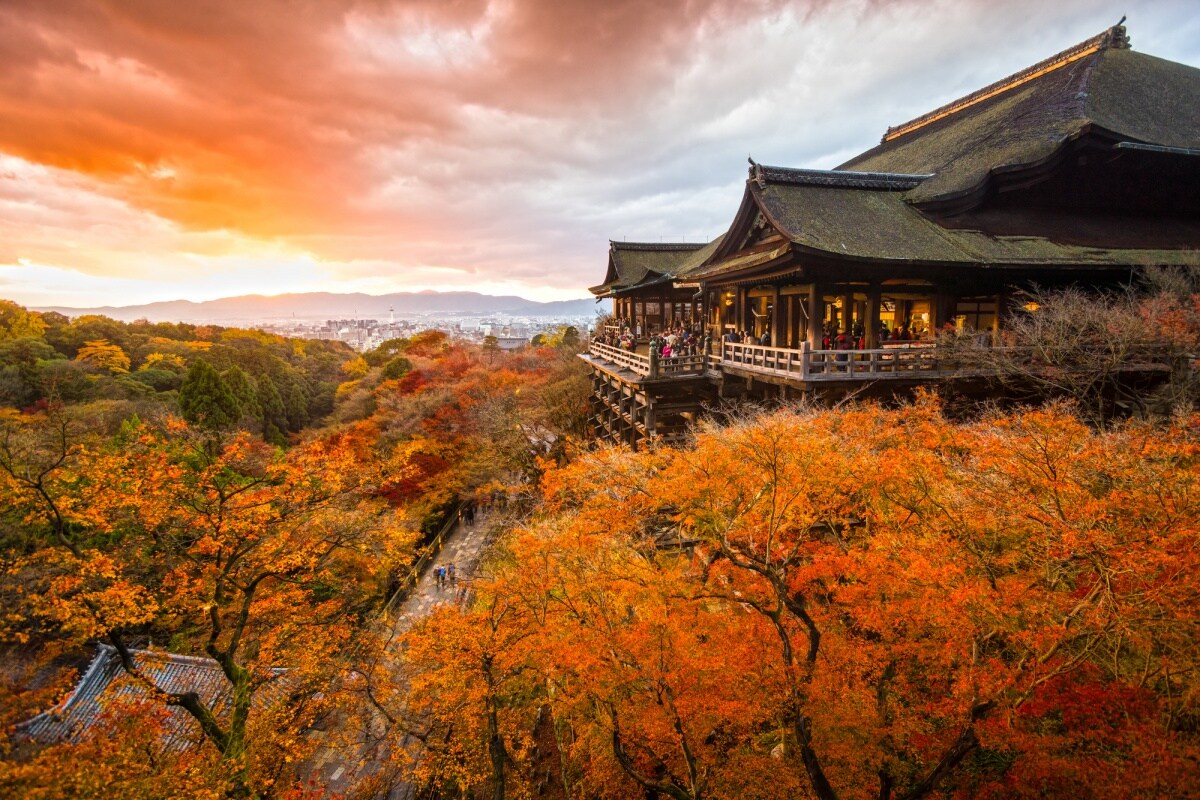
786, 295, 796, 348
807, 286, 822, 350
840, 292, 854, 333
866, 286, 881, 349
770, 285, 783, 347
934, 293, 954, 333
736, 286, 745, 333
993, 290, 1006, 344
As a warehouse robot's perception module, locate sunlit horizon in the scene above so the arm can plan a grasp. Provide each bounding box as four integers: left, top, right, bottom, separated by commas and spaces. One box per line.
2, 0, 1198, 309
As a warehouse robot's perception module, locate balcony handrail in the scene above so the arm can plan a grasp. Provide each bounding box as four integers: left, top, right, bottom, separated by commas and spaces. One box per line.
720, 340, 947, 380
593, 339, 1178, 384
589, 341, 651, 376
588, 341, 710, 379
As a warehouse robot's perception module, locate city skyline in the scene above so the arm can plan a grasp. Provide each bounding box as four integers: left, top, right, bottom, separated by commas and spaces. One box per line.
2, 0, 1198, 308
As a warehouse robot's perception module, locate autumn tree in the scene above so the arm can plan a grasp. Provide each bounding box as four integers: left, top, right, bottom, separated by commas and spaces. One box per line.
74, 339, 131, 374
1, 411, 413, 797
950, 286, 1196, 422
401, 401, 1200, 800
0, 300, 47, 341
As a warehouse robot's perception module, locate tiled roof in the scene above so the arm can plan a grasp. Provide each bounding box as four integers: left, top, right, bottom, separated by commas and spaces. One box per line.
591, 241, 707, 296
840, 24, 1200, 207
20, 644, 287, 750
880, 24, 1130, 143
752, 165, 931, 191
687, 174, 1199, 279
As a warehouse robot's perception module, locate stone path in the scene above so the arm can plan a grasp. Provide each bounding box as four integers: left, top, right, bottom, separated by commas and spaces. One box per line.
313, 510, 498, 798
391, 515, 491, 633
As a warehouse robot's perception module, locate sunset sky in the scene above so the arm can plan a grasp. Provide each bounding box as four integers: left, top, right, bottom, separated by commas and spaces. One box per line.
2, 0, 1198, 308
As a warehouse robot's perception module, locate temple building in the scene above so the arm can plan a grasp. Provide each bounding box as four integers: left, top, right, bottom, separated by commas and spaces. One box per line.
585, 23, 1200, 449
20, 644, 287, 750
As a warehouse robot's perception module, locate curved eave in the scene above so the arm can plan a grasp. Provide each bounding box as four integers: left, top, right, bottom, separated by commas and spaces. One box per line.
910, 124, 1131, 216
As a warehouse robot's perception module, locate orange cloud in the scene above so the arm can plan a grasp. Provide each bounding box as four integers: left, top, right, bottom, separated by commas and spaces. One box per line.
0, 0, 1196, 306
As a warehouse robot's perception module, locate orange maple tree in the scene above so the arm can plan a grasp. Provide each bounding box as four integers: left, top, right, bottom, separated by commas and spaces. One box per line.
1, 407, 411, 797
399, 399, 1200, 799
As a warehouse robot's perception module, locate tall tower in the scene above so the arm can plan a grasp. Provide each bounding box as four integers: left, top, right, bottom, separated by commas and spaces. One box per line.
389, 305, 395, 325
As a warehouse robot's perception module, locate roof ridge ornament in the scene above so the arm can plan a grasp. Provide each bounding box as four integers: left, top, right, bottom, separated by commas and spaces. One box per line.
749, 164, 932, 191
609, 241, 705, 252
881, 22, 1131, 144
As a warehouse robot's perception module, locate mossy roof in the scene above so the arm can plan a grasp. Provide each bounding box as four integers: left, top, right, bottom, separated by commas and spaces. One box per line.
590, 238, 726, 296
750, 179, 1198, 266
841, 30, 1200, 207
589, 242, 706, 296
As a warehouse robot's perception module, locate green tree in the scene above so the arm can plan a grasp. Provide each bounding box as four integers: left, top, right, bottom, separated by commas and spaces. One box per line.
364, 337, 410, 367
223, 366, 261, 428
255, 374, 288, 445
482, 335, 500, 365
380, 355, 413, 382
281, 379, 310, 432
0, 338, 61, 407
178, 359, 240, 430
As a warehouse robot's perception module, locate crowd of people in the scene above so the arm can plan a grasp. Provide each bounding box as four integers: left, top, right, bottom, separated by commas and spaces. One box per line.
720, 320, 926, 351
594, 322, 707, 359
592, 327, 639, 351
594, 318, 930, 359
648, 326, 704, 358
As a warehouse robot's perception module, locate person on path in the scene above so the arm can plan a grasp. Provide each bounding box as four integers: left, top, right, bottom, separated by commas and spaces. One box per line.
435, 564, 444, 590
448, 563, 457, 586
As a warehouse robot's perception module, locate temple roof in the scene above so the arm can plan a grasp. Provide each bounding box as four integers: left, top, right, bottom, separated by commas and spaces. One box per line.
689, 161, 1200, 277
596, 24, 1200, 289
589, 241, 707, 296
21, 644, 287, 749
840, 24, 1200, 209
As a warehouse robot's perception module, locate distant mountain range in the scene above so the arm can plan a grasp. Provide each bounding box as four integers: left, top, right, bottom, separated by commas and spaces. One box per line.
34, 291, 602, 323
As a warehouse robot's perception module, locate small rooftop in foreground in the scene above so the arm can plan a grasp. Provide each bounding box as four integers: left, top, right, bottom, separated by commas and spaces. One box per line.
21, 644, 287, 749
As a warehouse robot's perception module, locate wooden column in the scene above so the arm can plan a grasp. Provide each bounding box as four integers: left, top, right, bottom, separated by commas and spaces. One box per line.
993, 290, 1006, 344
786, 295, 796, 348
866, 285, 881, 349
736, 286, 745, 333
840, 292, 854, 333
807, 285, 822, 350
770, 286, 783, 346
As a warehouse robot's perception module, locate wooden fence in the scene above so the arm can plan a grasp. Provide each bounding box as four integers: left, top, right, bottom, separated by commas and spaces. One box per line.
720, 341, 945, 380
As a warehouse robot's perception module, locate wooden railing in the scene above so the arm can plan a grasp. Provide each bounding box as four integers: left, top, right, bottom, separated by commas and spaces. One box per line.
588, 341, 709, 379
721, 341, 947, 381
589, 338, 1177, 386
654, 352, 708, 378
589, 341, 651, 375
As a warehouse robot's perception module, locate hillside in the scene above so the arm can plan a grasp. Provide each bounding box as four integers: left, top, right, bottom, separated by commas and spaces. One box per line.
34, 291, 600, 323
